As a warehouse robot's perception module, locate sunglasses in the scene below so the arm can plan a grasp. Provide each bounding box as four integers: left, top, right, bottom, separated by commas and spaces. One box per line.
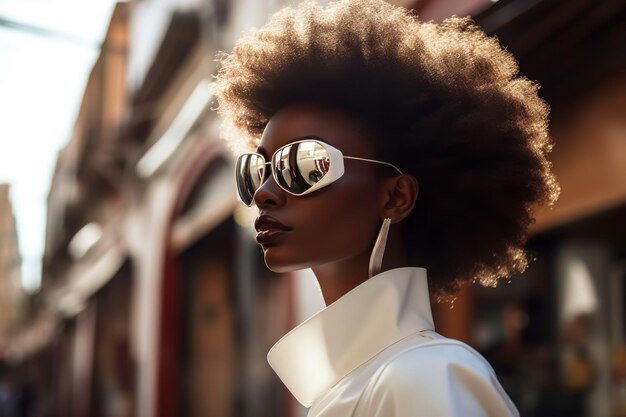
235, 138, 403, 206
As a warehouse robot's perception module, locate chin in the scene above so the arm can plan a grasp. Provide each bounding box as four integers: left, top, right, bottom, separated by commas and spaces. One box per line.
263, 248, 312, 273
265, 264, 301, 273
264, 260, 309, 274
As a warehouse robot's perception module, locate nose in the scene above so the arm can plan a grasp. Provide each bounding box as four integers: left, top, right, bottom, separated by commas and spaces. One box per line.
253, 167, 287, 208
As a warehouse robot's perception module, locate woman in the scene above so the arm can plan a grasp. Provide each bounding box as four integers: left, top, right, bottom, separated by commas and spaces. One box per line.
214, 0, 558, 415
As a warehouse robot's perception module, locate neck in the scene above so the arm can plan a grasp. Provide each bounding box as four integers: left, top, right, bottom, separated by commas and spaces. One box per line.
312, 224, 408, 305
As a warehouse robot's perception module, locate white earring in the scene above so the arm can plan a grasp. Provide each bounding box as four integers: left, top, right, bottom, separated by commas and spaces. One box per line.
368, 217, 392, 279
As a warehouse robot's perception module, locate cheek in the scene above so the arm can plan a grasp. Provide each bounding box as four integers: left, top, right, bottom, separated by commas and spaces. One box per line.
264, 175, 382, 271
303, 190, 379, 254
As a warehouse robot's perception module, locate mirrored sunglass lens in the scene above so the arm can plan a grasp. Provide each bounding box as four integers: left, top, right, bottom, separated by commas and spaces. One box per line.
273, 141, 330, 195
236, 154, 265, 205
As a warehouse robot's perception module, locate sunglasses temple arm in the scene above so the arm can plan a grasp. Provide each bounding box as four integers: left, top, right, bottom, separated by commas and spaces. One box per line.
343, 156, 403, 175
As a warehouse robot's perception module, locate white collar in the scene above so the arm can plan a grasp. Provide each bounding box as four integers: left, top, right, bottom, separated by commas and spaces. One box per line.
267, 267, 434, 407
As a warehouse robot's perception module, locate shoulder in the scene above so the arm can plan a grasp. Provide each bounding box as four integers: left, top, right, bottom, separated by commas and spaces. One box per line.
357, 336, 519, 417
381, 338, 496, 382
372, 338, 499, 401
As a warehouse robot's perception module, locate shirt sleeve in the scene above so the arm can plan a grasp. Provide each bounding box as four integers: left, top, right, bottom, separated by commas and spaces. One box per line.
356, 343, 520, 417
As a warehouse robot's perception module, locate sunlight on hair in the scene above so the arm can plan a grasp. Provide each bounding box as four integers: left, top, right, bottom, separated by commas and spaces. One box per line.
219, 117, 258, 157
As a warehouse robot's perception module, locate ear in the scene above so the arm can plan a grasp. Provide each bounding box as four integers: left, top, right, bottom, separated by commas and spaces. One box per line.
380, 174, 419, 223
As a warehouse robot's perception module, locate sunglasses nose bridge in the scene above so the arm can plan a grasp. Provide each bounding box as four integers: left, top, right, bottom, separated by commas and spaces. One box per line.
252, 161, 288, 208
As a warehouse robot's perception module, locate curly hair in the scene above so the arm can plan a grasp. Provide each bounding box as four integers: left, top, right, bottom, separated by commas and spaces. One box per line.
213, 0, 559, 298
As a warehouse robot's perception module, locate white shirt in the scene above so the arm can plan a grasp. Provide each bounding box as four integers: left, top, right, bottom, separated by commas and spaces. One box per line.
267, 267, 520, 417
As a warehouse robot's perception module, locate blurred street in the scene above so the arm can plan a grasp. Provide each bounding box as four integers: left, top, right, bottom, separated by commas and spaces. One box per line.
0, 0, 625, 416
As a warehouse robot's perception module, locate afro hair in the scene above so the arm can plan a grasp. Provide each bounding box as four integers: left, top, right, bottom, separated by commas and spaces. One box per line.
213, 0, 559, 298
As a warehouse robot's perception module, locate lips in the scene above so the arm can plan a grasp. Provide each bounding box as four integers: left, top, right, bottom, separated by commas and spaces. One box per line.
254, 215, 293, 244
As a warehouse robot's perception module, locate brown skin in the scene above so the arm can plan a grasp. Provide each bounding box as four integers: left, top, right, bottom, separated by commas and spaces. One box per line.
253, 103, 419, 305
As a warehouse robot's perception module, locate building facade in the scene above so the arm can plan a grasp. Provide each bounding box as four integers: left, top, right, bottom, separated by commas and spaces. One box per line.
0, 184, 25, 339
